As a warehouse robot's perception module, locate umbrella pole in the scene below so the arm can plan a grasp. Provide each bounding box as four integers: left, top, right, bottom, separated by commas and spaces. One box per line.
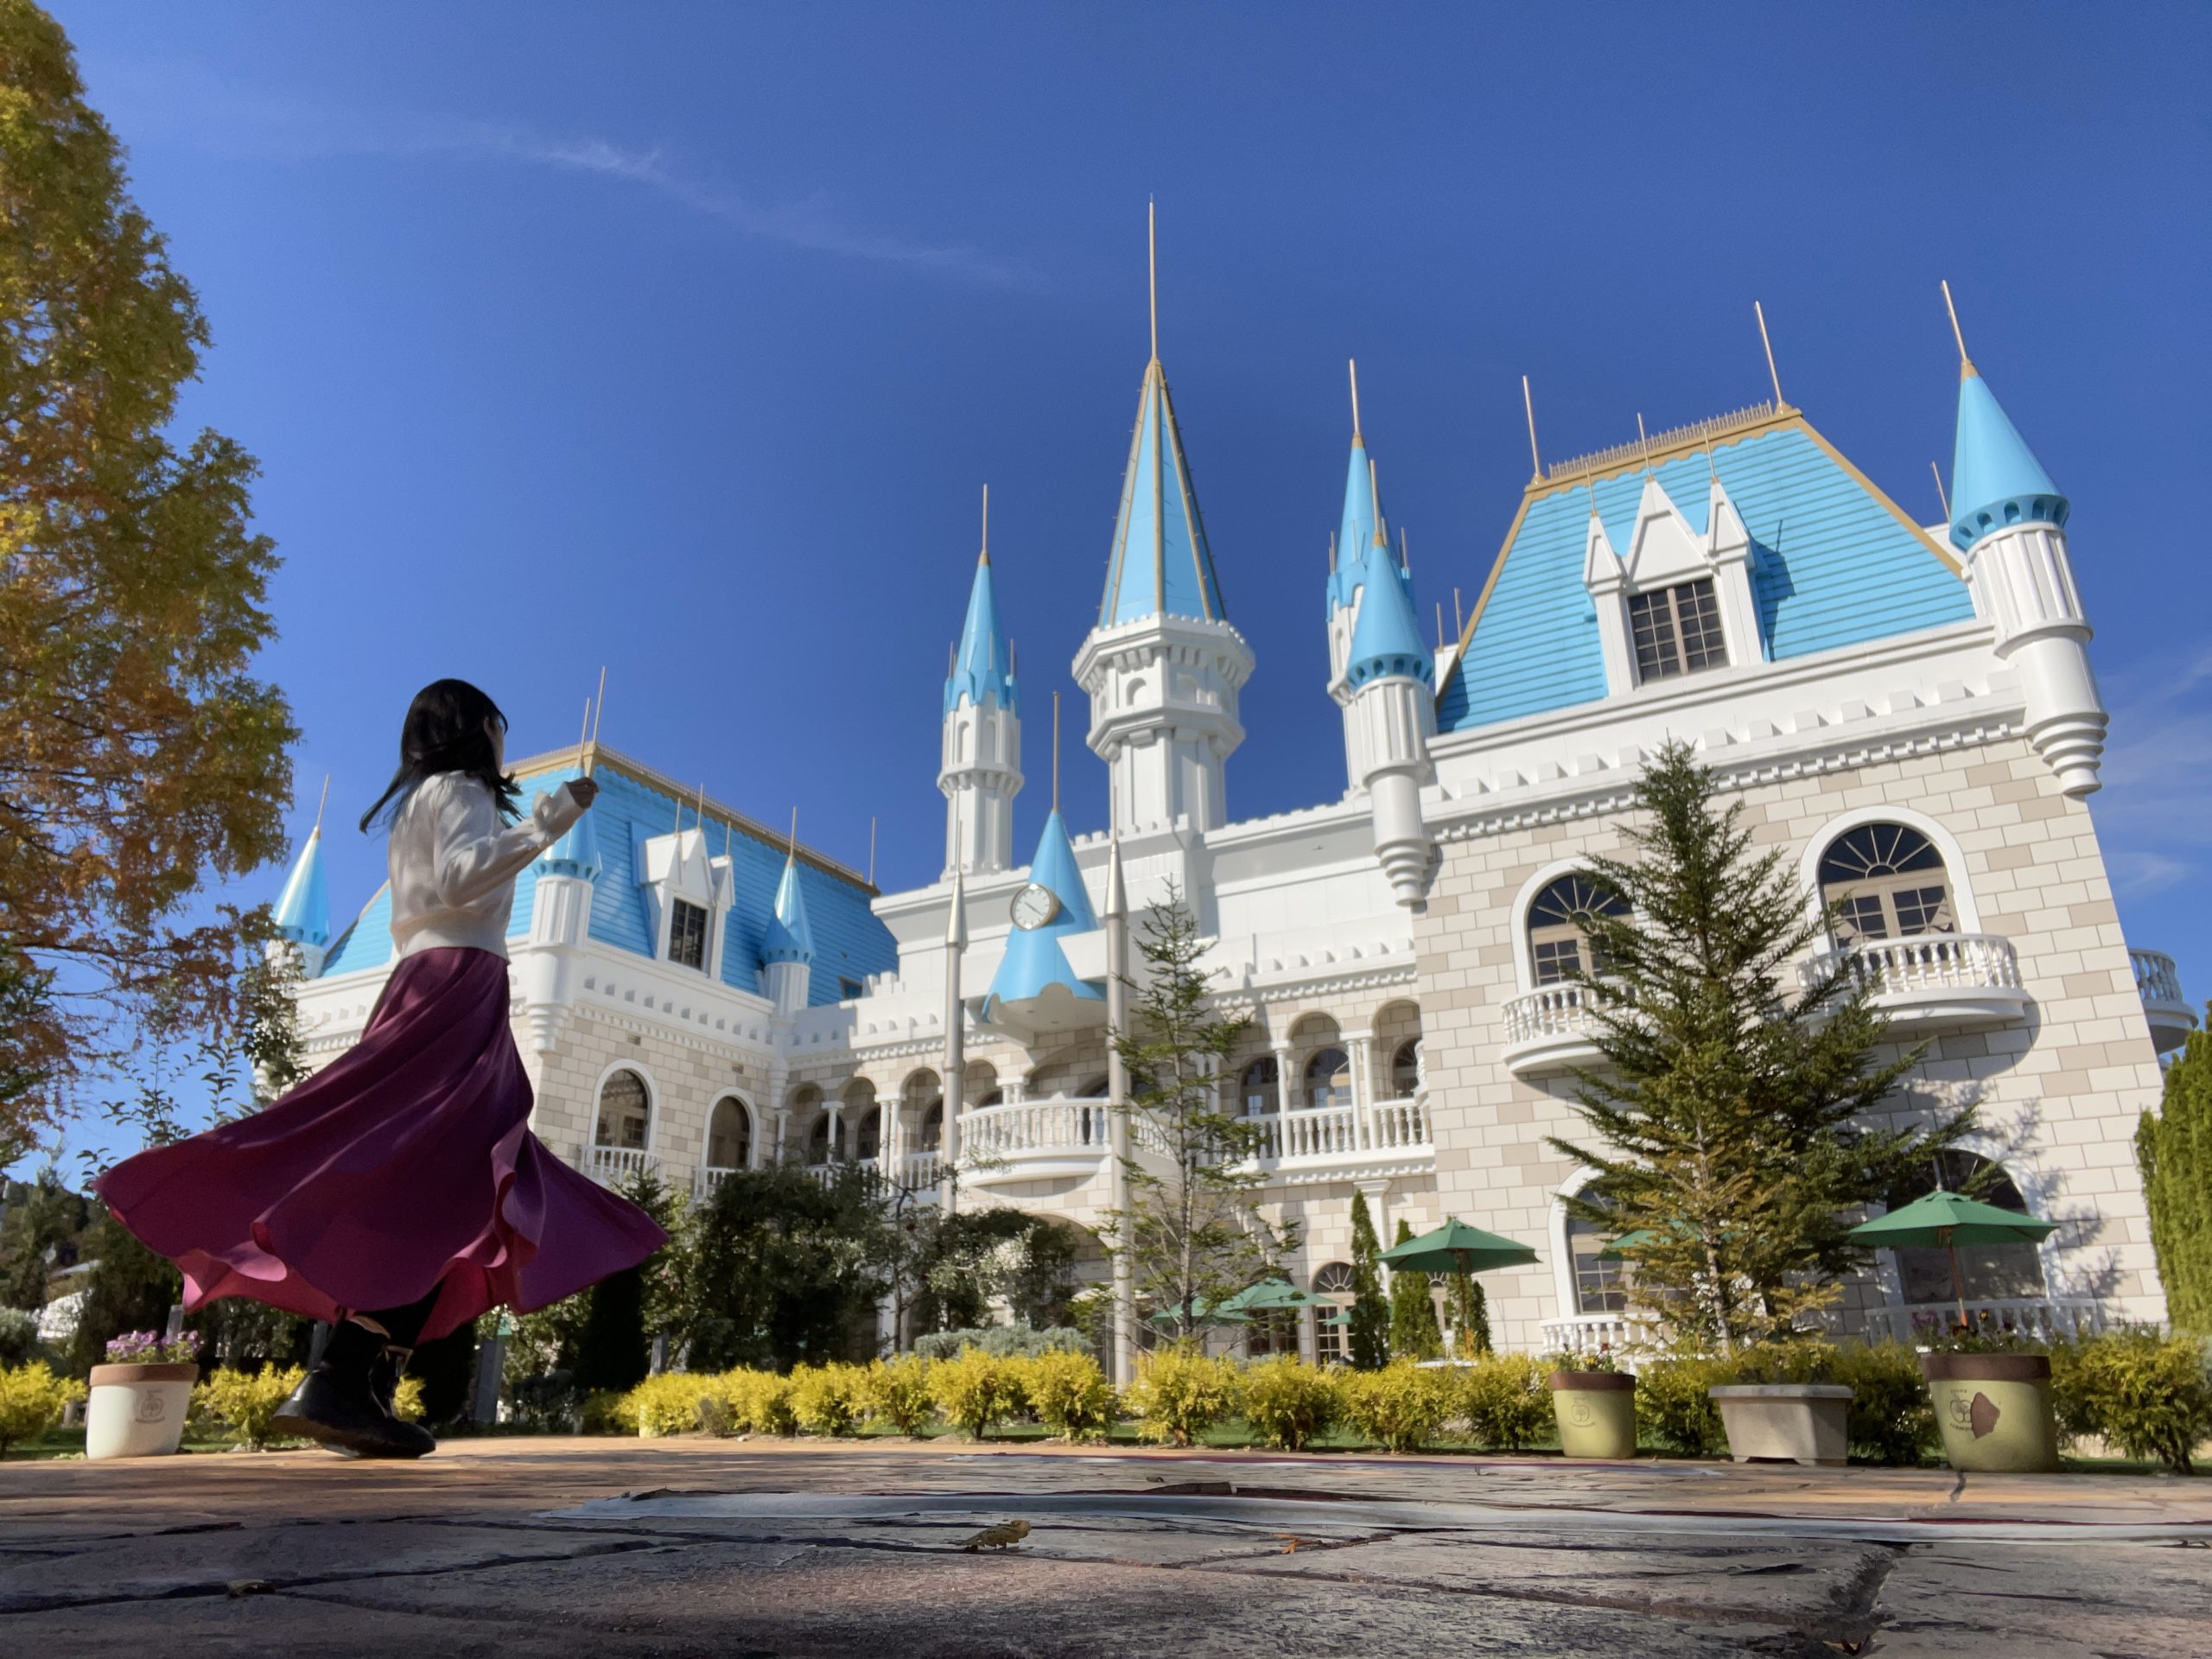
1457, 1251, 1474, 1360
1943, 1228, 1968, 1331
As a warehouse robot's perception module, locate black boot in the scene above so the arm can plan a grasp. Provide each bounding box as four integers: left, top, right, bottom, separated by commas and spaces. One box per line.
272, 1319, 436, 1459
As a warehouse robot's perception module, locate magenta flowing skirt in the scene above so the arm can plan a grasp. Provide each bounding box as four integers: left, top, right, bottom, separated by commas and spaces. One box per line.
97, 946, 668, 1344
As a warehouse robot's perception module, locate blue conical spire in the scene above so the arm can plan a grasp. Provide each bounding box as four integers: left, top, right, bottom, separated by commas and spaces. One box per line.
1098, 357, 1228, 628
1949, 366, 2069, 552
761, 852, 814, 964
272, 827, 330, 949
982, 809, 1103, 1015
945, 546, 1018, 715
540, 772, 602, 880
1346, 537, 1433, 690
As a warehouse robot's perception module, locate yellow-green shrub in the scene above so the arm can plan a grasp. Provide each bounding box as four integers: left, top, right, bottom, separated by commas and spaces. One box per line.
1830, 1342, 1936, 1465
2051, 1326, 2212, 1471
191, 1365, 307, 1450
581, 1388, 635, 1434
1011, 1350, 1116, 1440
1460, 1353, 1551, 1451
392, 1374, 427, 1423
790, 1362, 870, 1436
1239, 1356, 1340, 1451
1633, 1356, 1732, 1457
1338, 1360, 1454, 1453
863, 1355, 935, 1436
0, 1362, 86, 1456
736, 1370, 799, 1435
1127, 1349, 1240, 1446
623, 1372, 715, 1437
930, 1347, 1017, 1439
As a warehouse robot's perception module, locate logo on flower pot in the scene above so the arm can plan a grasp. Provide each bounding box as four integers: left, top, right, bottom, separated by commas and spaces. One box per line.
1568, 1399, 1594, 1427
134, 1392, 168, 1424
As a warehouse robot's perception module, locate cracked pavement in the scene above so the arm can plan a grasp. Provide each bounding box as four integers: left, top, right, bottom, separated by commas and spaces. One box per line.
3, 1438, 2208, 1656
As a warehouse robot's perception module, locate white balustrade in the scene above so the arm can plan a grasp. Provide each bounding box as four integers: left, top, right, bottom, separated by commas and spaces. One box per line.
898, 1150, 944, 1190
1540, 1313, 1645, 1360
1803, 931, 2020, 996
1861, 1296, 2105, 1346
2131, 947, 2185, 1007
581, 1144, 658, 1185
959, 1097, 1115, 1158
1367, 1096, 1428, 1151
1502, 983, 1608, 1046
692, 1164, 738, 1200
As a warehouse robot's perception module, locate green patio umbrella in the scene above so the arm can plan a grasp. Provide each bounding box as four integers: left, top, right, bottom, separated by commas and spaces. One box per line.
1379, 1218, 1538, 1357
1847, 1190, 2059, 1329
1216, 1279, 1312, 1315
1145, 1296, 1249, 1333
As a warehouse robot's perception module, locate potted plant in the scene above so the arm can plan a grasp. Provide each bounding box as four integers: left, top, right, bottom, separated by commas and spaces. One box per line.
1913, 1313, 2059, 1474
86, 1331, 202, 1459
1546, 1347, 1637, 1459
1707, 1343, 1853, 1466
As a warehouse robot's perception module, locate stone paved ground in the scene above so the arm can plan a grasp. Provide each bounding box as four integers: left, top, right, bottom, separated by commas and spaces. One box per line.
4, 1438, 2208, 1656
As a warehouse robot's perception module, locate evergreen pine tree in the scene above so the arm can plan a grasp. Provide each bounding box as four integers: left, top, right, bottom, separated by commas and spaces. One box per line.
1105, 886, 1292, 1344
1387, 1218, 1443, 1361
1346, 1192, 1389, 1370
1548, 740, 1975, 1355
2139, 1016, 2212, 1334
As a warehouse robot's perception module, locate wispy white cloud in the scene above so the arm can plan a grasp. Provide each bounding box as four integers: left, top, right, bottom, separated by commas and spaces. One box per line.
85, 56, 1031, 287
2095, 646, 2212, 900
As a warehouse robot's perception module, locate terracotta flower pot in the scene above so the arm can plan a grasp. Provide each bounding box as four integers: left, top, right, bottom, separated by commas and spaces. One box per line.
1920, 1351, 2059, 1473
1707, 1383, 1853, 1465
1548, 1370, 1637, 1459
86, 1362, 199, 1459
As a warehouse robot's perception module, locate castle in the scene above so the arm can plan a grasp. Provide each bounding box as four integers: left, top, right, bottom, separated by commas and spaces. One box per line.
268, 253, 2196, 1377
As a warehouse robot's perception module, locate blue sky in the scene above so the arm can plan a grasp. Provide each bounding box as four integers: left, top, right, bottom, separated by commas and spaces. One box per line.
33, 3, 2211, 1165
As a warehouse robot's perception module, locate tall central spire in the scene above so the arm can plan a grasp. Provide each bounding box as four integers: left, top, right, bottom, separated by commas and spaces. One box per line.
1096, 206, 1228, 628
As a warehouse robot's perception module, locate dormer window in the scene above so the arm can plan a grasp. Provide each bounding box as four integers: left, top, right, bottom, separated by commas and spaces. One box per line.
668, 899, 709, 970
1628, 578, 1726, 683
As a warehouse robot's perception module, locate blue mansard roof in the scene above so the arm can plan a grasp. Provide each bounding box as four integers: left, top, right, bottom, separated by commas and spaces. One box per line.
1098, 357, 1228, 628
272, 827, 330, 948
1437, 409, 1974, 734
317, 749, 893, 1006
945, 551, 1019, 715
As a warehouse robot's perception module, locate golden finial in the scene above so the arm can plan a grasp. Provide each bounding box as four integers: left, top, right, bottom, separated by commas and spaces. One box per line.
1941, 280, 1976, 379
1522, 374, 1541, 480
1754, 300, 1786, 408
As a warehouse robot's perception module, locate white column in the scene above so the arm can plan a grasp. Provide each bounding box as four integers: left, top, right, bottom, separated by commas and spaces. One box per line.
1271, 1043, 1294, 1116
942, 867, 967, 1211
1347, 1032, 1374, 1148
1104, 836, 1135, 1388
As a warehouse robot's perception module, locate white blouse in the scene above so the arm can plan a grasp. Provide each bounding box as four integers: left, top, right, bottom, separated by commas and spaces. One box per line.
387, 772, 586, 962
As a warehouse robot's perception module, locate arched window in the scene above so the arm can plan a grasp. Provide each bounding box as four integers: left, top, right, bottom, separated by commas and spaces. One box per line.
806, 1114, 842, 1166
920, 1101, 944, 1152
1242, 1057, 1280, 1116
1304, 1048, 1351, 1111
594, 1070, 651, 1150
976, 1090, 1003, 1108
854, 1106, 883, 1162
706, 1096, 751, 1171
1818, 823, 1955, 943
1077, 1076, 1110, 1099
1389, 1040, 1421, 1099
1885, 1151, 2047, 1305
1311, 1261, 1357, 1366
1566, 1214, 1627, 1315
1527, 874, 1630, 986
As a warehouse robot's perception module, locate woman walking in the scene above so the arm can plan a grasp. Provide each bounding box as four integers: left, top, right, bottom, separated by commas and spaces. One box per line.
99, 680, 666, 1458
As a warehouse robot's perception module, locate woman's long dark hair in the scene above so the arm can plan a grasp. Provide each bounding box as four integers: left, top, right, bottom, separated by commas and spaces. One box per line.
359, 678, 523, 832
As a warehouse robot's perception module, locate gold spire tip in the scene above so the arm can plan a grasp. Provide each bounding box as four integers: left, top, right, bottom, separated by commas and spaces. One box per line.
1940, 279, 1976, 378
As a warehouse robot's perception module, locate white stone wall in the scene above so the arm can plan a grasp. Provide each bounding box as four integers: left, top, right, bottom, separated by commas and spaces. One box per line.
1413, 734, 2167, 1353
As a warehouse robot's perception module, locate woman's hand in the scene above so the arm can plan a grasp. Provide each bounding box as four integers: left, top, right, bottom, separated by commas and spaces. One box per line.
565, 778, 600, 811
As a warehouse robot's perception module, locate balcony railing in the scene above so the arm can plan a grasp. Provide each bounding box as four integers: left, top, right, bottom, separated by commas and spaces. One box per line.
1541, 1313, 1648, 1361
1242, 1098, 1431, 1166
2132, 947, 2197, 1053
692, 1164, 738, 1200
1800, 931, 2030, 1030
580, 1144, 658, 1185
1501, 983, 1611, 1077
1860, 1296, 2105, 1346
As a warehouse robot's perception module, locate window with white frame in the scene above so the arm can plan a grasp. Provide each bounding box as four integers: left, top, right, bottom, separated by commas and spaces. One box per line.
1565, 1213, 1627, 1315
707, 1096, 751, 1171
1628, 577, 1727, 683
1311, 1261, 1356, 1365
1304, 1048, 1351, 1111
1818, 823, 1955, 943
667, 898, 709, 969
594, 1069, 651, 1151
1527, 874, 1630, 985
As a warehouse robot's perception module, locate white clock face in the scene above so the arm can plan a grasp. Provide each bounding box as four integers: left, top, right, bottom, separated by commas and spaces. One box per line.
1010, 883, 1061, 931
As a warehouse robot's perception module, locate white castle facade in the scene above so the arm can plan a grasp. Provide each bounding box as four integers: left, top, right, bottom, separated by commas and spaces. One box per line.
271, 280, 2196, 1379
